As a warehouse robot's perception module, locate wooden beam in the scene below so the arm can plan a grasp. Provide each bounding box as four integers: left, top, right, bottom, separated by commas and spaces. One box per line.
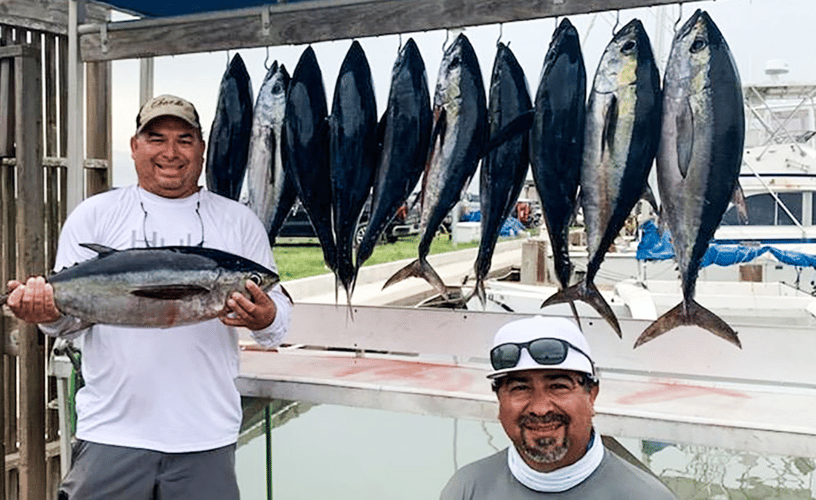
78, 0, 704, 61
85, 60, 111, 195
0, 0, 108, 35
15, 43, 46, 500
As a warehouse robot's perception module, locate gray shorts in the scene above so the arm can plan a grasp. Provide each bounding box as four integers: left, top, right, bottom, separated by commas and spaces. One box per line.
58, 440, 239, 500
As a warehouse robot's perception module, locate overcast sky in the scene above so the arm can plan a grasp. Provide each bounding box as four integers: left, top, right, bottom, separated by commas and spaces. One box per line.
109, 0, 816, 186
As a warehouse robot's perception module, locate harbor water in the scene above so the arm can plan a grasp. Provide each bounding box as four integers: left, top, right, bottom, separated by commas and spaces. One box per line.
236, 403, 816, 499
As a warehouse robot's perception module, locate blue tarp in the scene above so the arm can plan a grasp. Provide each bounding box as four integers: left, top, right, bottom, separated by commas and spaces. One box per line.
460, 211, 526, 237
636, 220, 816, 268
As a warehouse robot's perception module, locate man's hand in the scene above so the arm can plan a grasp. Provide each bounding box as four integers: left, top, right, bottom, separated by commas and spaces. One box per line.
6, 277, 62, 324
219, 280, 277, 331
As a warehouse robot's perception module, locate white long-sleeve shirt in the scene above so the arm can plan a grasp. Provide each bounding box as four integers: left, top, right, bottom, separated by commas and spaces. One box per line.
40, 185, 292, 452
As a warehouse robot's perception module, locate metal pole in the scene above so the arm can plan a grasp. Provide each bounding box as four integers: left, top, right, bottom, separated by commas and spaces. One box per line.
265, 404, 273, 500
139, 57, 154, 106
67, 0, 86, 212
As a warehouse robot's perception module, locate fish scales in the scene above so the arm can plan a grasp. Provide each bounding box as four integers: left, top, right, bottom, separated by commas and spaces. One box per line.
541, 19, 662, 337
1, 245, 279, 330
530, 18, 586, 291
356, 39, 431, 274
206, 53, 254, 201
330, 41, 378, 299
474, 42, 531, 304
383, 33, 487, 297
283, 47, 337, 272
636, 10, 744, 348
239, 61, 296, 245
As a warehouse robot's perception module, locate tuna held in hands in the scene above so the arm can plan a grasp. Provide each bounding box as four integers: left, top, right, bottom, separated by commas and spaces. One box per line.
0, 244, 279, 330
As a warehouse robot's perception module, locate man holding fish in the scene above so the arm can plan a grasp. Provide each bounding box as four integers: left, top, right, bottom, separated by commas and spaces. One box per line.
5, 95, 292, 499
440, 316, 677, 499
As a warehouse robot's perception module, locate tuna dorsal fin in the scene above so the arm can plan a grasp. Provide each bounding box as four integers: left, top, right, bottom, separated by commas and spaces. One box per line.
676, 98, 695, 178
80, 243, 117, 256
131, 285, 211, 300
601, 95, 618, 158
482, 109, 534, 156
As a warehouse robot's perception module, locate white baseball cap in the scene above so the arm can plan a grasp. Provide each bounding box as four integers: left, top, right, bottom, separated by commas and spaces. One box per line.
487, 316, 596, 379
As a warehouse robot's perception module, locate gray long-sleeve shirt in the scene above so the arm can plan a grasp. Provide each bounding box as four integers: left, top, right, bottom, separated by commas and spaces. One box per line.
440, 448, 678, 500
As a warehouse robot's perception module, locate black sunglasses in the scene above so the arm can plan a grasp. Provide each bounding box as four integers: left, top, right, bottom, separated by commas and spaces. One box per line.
490, 338, 595, 376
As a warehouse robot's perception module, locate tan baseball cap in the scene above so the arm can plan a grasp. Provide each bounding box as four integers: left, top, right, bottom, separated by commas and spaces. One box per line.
136, 94, 201, 133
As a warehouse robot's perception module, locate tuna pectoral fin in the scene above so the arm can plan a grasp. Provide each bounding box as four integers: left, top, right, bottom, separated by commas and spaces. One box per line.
131, 285, 210, 300
541, 282, 621, 338
482, 110, 534, 155
635, 299, 741, 349
383, 258, 449, 297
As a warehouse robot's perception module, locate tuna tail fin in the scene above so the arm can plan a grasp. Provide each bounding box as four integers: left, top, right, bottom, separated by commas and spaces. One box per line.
541, 281, 621, 338
472, 278, 487, 309
383, 258, 449, 297
568, 300, 582, 331
635, 299, 741, 349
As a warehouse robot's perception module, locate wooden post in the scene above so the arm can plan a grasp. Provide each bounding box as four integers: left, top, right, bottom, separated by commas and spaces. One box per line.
85, 60, 110, 195
0, 26, 15, 157
521, 238, 549, 285
16, 43, 46, 500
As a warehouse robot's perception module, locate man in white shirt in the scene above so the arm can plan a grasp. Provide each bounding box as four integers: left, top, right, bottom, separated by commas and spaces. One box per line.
6, 94, 292, 499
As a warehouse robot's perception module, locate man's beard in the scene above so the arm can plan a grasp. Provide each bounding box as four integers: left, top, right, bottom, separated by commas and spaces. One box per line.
517, 413, 570, 465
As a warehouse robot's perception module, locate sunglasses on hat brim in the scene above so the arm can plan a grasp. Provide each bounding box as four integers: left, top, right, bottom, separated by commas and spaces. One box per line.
490, 337, 595, 377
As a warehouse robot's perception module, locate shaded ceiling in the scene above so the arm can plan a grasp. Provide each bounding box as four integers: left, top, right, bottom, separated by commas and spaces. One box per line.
98, 1, 277, 18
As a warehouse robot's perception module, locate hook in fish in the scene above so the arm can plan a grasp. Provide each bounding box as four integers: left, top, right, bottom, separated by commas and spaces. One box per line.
674, 3, 684, 34
264, 46, 271, 71
496, 23, 503, 46
612, 10, 620, 35
443, 29, 450, 51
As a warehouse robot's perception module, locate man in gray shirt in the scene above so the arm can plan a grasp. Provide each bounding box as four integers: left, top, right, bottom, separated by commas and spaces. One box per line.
440, 316, 677, 499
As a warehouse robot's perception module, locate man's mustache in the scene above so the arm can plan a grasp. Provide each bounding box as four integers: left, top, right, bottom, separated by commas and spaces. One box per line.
518, 412, 570, 427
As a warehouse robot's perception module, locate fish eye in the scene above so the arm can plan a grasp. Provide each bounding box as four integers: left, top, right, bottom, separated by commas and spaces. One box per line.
621, 40, 636, 54
249, 273, 263, 286
449, 56, 461, 69
690, 38, 707, 53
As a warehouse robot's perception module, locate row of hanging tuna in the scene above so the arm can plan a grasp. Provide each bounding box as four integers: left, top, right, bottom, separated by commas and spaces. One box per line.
204, 9, 745, 349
